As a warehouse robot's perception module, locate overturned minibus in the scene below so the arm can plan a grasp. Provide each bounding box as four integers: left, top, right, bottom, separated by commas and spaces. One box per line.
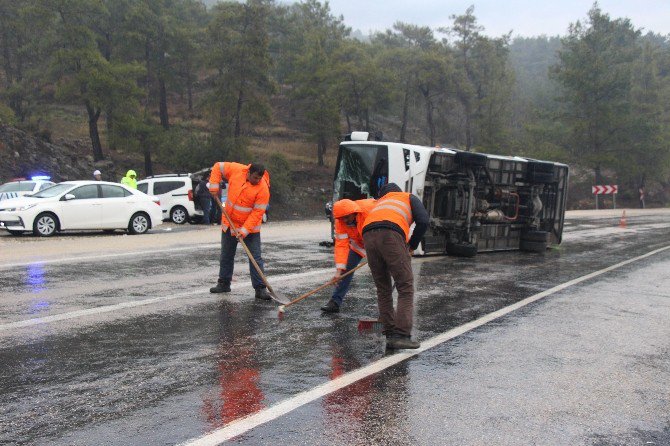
326, 132, 569, 256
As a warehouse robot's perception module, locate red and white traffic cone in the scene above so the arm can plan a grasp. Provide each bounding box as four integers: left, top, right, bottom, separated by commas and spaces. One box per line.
619, 210, 627, 228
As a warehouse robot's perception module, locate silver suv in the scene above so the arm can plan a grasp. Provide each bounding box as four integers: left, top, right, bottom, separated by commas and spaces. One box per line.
136, 174, 203, 224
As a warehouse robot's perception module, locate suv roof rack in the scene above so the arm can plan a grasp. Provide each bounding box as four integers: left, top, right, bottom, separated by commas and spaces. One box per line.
144, 173, 192, 179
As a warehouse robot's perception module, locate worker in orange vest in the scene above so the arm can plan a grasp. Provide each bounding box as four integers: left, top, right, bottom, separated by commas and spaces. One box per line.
362, 183, 429, 349
321, 198, 377, 313
208, 162, 271, 300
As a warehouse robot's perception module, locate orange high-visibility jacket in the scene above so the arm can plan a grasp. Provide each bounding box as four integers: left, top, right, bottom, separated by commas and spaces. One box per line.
363, 192, 413, 241
333, 198, 376, 270
209, 162, 270, 236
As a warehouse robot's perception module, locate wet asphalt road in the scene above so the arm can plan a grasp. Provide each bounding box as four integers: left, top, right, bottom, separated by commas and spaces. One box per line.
1, 211, 669, 445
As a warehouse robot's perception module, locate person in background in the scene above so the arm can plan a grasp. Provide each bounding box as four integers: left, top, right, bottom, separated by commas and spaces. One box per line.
120, 170, 137, 189
210, 181, 226, 225
93, 170, 102, 181
362, 183, 429, 350
196, 173, 212, 225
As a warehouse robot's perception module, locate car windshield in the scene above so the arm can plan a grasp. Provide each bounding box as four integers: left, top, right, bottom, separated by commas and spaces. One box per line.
31, 183, 72, 198
0, 181, 35, 192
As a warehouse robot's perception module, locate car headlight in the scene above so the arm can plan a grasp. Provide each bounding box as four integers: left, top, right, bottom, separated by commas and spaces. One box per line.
1, 203, 37, 212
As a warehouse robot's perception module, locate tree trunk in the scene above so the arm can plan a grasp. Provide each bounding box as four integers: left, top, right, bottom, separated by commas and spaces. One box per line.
158, 76, 169, 129
464, 102, 472, 151
144, 147, 153, 177
420, 86, 436, 147
106, 108, 115, 150
187, 72, 193, 113
234, 88, 244, 137
144, 39, 152, 111
400, 86, 409, 143
317, 136, 326, 167
85, 101, 104, 161
140, 133, 153, 177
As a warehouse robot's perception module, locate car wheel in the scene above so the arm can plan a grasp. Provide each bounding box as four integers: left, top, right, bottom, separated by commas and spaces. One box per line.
33, 212, 59, 237
7, 229, 24, 236
129, 212, 150, 234
170, 206, 188, 224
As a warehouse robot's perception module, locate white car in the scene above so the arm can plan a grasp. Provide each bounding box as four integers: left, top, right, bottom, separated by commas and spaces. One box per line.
136, 174, 203, 224
0, 178, 56, 202
0, 181, 163, 236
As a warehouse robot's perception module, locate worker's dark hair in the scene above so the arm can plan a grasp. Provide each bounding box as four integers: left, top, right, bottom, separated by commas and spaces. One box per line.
378, 182, 402, 197
249, 163, 265, 176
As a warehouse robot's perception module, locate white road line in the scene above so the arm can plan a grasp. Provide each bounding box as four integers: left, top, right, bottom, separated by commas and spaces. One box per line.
0, 268, 332, 332
0, 244, 220, 270
179, 244, 670, 446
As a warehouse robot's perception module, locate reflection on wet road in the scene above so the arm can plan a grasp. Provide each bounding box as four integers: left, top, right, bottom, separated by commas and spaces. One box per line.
1, 212, 669, 445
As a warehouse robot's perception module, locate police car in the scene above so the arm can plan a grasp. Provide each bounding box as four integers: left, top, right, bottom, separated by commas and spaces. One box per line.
0, 177, 56, 202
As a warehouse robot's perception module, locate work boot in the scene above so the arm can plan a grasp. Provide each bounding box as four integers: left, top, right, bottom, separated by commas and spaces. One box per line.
386, 335, 420, 350
320, 299, 340, 313
210, 280, 231, 293
255, 287, 272, 301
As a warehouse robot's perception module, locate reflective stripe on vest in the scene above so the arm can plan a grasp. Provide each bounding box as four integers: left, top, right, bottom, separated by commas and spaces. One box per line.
349, 239, 366, 257
226, 200, 253, 214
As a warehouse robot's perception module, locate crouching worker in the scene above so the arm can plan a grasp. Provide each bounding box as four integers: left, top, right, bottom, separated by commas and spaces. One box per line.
362, 183, 429, 349
208, 161, 271, 301
321, 198, 377, 313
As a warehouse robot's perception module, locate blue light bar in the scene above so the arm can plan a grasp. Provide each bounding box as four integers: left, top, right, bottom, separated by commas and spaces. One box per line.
31, 175, 51, 181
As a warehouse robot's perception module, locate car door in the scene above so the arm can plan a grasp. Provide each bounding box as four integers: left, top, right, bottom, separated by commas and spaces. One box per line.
58, 185, 102, 229
100, 184, 133, 228
154, 180, 186, 217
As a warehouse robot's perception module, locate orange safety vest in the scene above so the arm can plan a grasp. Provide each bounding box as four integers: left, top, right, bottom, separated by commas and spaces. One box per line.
209, 162, 270, 236
363, 192, 413, 241
333, 198, 376, 270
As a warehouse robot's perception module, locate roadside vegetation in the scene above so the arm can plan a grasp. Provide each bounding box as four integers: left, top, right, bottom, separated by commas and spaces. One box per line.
1, 1, 669, 214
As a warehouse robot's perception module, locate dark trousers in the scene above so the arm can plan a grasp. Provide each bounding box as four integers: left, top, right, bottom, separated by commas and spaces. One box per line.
218, 229, 265, 289
331, 250, 363, 306
199, 196, 211, 224
362, 229, 414, 337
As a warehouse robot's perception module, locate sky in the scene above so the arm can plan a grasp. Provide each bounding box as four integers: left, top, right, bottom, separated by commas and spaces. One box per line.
321, 0, 670, 38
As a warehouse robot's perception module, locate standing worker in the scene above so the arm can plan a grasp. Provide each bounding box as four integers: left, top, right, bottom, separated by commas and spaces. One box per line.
362, 183, 429, 349
208, 162, 271, 300
93, 170, 102, 181
321, 198, 376, 313
120, 170, 138, 189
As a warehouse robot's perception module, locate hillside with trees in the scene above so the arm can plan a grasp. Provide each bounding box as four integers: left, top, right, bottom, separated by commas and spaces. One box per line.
1, 1, 669, 218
